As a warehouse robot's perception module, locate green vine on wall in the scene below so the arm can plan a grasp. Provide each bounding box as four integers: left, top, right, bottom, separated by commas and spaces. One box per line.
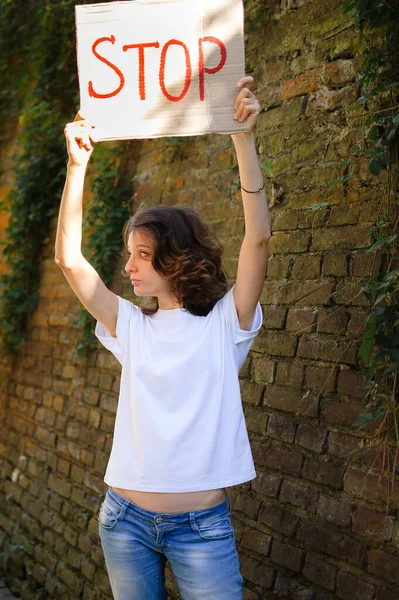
0, 0, 81, 353
338, 0, 399, 505
0, 1, 131, 357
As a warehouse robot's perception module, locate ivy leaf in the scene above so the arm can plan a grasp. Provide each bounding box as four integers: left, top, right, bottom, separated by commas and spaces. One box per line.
263, 159, 274, 178
366, 234, 397, 254
351, 412, 373, 429
359, 316, 378, 366
369, 158, 381, 175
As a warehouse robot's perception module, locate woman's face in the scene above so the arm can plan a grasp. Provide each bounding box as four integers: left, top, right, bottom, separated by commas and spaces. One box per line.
125, 230, 180, 308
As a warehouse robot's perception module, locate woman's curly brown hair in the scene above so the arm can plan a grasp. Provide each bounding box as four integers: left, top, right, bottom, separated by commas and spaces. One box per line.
122, 204, 228, 316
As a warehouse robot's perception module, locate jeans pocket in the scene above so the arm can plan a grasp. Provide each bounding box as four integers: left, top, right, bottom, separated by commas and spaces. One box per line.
98, 494, 124, 530
195, 514, 235, 541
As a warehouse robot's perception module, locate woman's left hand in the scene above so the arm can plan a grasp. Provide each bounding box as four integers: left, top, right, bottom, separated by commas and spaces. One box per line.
233, 75, 261, 134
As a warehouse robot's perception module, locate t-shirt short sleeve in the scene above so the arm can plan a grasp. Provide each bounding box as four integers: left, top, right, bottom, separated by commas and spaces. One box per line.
219, 285, 263, 369
95, 296, 135, 364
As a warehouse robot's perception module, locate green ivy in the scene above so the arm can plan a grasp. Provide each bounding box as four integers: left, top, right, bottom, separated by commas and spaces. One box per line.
0, 0, 131, 356
339, 0, 399, 502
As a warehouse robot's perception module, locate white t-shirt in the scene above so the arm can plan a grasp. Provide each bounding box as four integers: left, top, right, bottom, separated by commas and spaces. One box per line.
95, 284, 263, 492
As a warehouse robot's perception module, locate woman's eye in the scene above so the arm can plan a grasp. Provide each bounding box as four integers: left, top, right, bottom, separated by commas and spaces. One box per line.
140, 252, 148, 257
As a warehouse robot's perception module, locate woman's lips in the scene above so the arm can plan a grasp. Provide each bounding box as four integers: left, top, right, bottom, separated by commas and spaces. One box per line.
131, 279, 141, 285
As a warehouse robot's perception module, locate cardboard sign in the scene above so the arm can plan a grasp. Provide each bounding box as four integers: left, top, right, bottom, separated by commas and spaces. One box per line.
75, 0, 247, 140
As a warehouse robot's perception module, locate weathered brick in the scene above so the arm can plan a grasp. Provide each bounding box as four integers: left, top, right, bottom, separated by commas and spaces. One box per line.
334, 280, 369, 306
88, 409, 101, 428
261, 306, 287, 329
298, 336, 357, 364
48, 474, 71, 499
352, 506, 394, 542
252, 358, 275, 384
351, 252, 375, 277
311, 226, 371, 251
297, 520, 366, 567
269, 231, 311, 254
94, 454, 108, 477
83, 471, 105, 495
317, 493, 352, 527
298, 205, 329, 230
274, 574, 314, 600
344, 468, 399, 510
81, 557, 96, 582
279, 280, 335, 306
295, 423, 328, 453
70, 465, 84, 484
317, 308, 350, 334
322, 59, 356, 88
252, 441, 303, 476
241, 526, 272, 556
240, 380, 265, 406
244, 405, 268, 434
57, 458, 70, 477
251, 471, 281, 498
100, 413, 116, 432
375, 587, 398, 600
292, 138, 327, 164
302, 553, 337, 591
280, 69, 320, 100
302, 456, 344, 489
56, 561, 84, 595
258, 502, 300, 537
270, 538, 303, 573
337, 369, 368, 398
347, 309, 367, 335
66, 421, 80, 439
336, 570, 375, 600
279, 479, 318, 512
233, 493, 262, 520
368, 550, 399, 586
66, 547, 82, 570
286, 308, 317, 333
275, 362, 304, 387
256, 332, 298, 357
57, 437, 81, 460
328, 430, 362, 460
266, 413, 296, 443
34, 426, 56, 447
322, 253, 348, 277
291, 254, 321, 279
267, 256, 291, 279
272, 209, 299, 231
259, 280, 283, 304
264, 385, 319, 418
99, 393, 117, 413
240, 555, 274, 589
320, 397, 366, 428
305, 365, 337, 393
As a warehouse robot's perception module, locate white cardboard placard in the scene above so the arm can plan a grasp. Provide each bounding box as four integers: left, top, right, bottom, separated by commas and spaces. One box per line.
75, 0, 247, 140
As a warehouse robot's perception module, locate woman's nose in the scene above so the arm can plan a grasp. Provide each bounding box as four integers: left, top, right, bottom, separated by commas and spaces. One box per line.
125, 257, 137, 272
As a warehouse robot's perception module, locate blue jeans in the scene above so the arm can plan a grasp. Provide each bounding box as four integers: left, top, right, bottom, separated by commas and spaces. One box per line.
98, 487, 244, 599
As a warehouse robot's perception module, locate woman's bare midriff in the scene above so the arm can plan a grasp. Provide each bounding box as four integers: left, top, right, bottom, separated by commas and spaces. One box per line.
112, 487, 227, 513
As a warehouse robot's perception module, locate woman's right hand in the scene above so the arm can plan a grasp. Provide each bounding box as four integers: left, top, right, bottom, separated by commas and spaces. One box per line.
64, 111, 97, 167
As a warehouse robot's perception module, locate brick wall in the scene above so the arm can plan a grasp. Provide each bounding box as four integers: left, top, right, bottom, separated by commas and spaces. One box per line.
1, 0, 398, 598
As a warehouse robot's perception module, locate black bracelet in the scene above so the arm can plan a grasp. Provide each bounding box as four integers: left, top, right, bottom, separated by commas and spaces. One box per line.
240, 182, 265, 194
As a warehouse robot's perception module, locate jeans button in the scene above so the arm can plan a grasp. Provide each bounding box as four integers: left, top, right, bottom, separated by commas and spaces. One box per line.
155, 517, 163, 523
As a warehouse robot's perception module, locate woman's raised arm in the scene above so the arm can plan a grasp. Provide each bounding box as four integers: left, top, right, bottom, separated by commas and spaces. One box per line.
54, 113, 119, 337
230, 76, 271, 331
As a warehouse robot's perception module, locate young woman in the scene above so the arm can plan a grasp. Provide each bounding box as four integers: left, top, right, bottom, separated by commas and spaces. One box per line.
55, 75, 271, 599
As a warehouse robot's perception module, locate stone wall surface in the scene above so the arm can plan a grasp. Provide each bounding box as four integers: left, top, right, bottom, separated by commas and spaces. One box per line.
1, 0, 398, 599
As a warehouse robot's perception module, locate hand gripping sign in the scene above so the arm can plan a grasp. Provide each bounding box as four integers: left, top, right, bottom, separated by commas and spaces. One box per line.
75, 0, 247, 140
